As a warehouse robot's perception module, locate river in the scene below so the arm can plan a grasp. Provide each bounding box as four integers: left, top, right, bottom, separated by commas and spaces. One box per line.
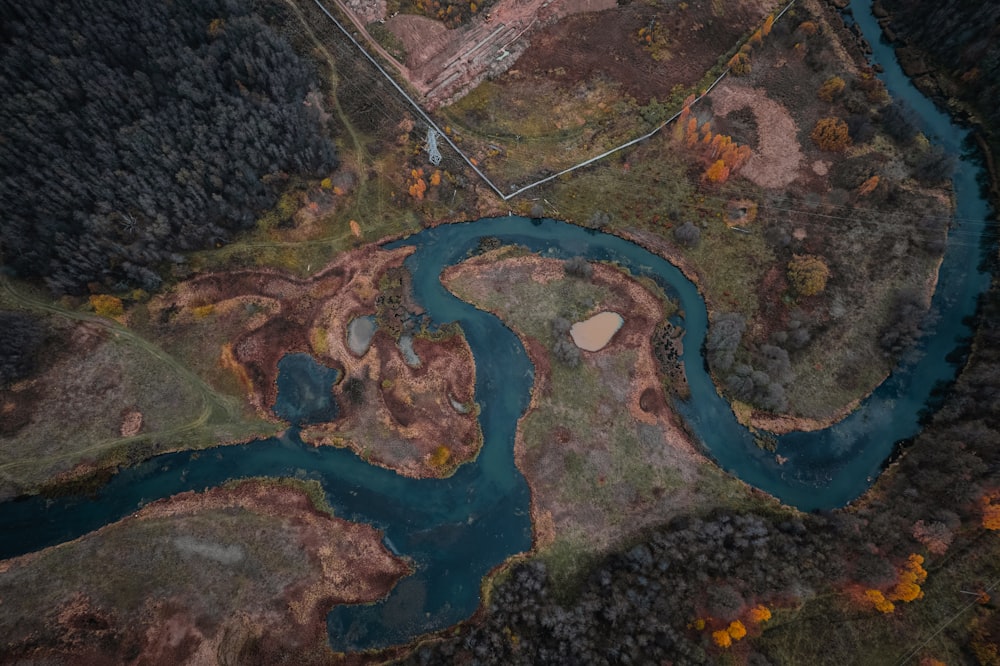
0, 0, 993, 653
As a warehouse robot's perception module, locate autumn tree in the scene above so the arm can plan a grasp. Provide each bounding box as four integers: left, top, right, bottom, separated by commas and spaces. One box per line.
729, 51, 752, 76
811, 117, 852, 151
865, 589, 895, 614
787, 255, 831, 296
749, 605, 772, 624
704, 160, 731, 184
818, 76, 846, 102
712, 629, 732, 648
981, 492, 1000, 530
727, 620, 747, 640
90, 294, 124, 318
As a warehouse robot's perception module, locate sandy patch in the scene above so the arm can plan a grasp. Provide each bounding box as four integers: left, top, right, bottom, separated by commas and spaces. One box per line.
570, 311, 624, 351
711, 81, 804, 189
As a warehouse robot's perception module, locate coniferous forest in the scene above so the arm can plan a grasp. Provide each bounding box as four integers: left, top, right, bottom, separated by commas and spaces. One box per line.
0, 0, 337, 293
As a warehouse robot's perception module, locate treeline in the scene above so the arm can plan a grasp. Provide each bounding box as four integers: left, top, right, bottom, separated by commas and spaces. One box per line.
878, 0, 1000, 158
394, 277, 1000, 663
0, 0, 337, 293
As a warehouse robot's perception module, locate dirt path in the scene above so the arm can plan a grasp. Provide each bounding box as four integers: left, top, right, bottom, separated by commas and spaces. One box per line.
0, 279, 268, 478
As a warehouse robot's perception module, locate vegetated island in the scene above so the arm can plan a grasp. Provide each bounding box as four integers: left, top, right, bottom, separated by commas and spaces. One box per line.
444, 249, 760, 565
143, 243, 482, 479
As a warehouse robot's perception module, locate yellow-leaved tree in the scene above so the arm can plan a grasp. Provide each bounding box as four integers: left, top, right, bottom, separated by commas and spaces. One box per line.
811, 117, 852, 152
787, 255, 831, 296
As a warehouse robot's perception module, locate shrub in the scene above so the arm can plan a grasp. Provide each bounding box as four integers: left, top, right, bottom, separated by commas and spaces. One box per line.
673, 221, 701, 248
879, 288, 927, 358
706, 313, 745, 371
343, 377, 365, 405
818, 76, 846, 102
564, 257, 593, 279
881, 101, 919, 143
846, 114, 876, 143
811, 118, 852, 152
787, 255, 830, 296
89, 294, 124, 317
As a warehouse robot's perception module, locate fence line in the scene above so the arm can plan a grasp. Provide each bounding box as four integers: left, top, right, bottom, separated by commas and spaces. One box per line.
310, 0, 797, 202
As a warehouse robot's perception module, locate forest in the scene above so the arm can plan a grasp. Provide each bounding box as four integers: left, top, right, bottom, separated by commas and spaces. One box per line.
0, 0, 337, 294
878, 0, 1000, 159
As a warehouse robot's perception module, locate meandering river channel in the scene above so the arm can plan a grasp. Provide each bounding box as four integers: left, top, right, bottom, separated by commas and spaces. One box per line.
0, 0, 994, 652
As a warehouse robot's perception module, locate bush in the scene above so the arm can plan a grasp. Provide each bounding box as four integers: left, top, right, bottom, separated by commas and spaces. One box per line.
564, 257, 593, 280
818, 76, 846, 102
879, 288, 927, 358
787, 255, 831, 296
912, 146, 955, 184
706, 312, 745, 371
811, 118, 852, 152
673, 221, 701, 248
551, 317, 580, 367
846, 114, 876, 143
881, 101, 919, 143
342, 377, 365, 405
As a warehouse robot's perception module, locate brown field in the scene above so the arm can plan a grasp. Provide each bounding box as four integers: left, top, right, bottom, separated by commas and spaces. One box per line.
0, 479, 409, 664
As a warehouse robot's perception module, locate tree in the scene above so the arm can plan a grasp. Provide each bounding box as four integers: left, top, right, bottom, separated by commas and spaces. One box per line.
881, 100, 919, 143
727, 620, 747, 640
704, 159, 731, 184
787, 255, 830, 296
818, 76, 846, 102
712, 629, 732, 648
811, 118, 852, 151
865, 589, 895, 614
674, 221, 701, 248
564, 257, 593, 279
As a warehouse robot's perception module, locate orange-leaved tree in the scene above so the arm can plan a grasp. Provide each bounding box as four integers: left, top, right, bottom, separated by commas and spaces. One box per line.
712, 629, 732, 648
865, 589, 895, 614
749, 605, 772, 624
858, 175, 880, 197
981, 491, 1000, 529
704, 160, 731, 184
727, 620, 747, 640
811, 117, 852, 152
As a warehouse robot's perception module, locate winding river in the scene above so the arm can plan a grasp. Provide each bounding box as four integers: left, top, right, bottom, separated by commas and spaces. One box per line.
0, 0, 994, 653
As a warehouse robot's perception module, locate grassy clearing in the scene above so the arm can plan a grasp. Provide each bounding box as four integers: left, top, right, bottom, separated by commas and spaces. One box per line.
0, 279, 278, 498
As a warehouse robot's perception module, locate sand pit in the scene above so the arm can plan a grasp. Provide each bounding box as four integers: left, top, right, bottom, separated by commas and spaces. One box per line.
570, 311, 624, 351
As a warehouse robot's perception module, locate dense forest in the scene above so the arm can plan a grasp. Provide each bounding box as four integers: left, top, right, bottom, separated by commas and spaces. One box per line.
877, 0, 1000, 157
0, 0, 336, 293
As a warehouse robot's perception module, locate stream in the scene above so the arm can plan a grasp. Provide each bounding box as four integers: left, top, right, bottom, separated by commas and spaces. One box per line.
0, 0, 994, 652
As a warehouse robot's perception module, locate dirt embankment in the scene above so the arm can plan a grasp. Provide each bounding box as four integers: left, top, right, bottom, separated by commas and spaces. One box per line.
152, 243, 480, 479
0, 479, 410, 665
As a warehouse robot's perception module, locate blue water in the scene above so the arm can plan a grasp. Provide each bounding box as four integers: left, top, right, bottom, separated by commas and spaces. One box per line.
0, 0, 994, 652
272, 353, 341, 425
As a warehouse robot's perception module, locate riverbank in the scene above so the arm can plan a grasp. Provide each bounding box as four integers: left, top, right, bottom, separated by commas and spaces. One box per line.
0, 478, 410, 664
